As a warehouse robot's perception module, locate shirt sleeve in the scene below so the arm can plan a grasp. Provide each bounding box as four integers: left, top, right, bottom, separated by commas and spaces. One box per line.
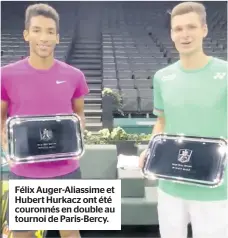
153, 74, 164, 116
1, 69, 10, 102
72, 71, 90, 99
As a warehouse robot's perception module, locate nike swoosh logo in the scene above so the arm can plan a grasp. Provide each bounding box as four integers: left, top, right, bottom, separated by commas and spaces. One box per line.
56, 81, 66, 84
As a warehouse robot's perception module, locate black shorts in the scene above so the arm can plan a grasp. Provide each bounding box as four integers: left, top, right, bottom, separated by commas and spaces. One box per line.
6, 168, 81, 233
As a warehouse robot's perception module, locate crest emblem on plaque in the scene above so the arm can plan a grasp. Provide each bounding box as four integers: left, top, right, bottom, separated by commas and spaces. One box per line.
40, 129, 53, 141
178, 149, 192, 163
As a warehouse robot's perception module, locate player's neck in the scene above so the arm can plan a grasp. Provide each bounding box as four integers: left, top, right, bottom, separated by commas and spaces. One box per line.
28, 54, 55, 70
179, 51, 210, 70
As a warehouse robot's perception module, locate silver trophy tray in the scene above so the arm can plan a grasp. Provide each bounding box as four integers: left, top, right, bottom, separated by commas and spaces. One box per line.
6, 114, 84, 164
142, 134, 227, 187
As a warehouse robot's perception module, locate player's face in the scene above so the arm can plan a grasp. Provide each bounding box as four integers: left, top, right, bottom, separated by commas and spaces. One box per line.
171, 12, 208, 56
24, 15, 59, 59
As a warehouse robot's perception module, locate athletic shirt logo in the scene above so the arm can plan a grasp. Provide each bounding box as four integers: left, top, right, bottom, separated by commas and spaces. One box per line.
213, 72, 226, 80
161, 74, 176, 81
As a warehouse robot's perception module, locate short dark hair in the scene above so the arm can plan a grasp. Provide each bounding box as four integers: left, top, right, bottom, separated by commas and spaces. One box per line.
25, 3, 60, 33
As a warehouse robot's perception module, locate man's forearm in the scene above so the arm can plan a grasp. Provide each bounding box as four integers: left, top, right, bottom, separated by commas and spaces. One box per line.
140, 117, 165, 157
1, 120, 7, 151
77, 112, 85, 131
151, 117, 165, 137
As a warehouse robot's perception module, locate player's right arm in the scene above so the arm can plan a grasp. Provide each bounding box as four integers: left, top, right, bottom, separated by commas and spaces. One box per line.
1, 100, 8, 152
139, 116, 165, 168
139, 73, 166, 168
1, 68, 10, 153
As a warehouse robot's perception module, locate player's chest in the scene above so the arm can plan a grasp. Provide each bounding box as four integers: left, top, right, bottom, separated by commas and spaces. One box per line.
160, 75, 226, 108
9, 76, 74, 104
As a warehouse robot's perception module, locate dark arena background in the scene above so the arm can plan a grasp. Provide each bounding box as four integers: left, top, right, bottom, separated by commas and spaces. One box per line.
1, 1, 227, 238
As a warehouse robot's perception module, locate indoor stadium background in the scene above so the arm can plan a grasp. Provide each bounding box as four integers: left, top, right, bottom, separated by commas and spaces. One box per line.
1, 1, 227, 238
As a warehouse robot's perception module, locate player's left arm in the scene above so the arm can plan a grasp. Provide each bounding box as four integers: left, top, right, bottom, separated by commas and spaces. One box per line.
71, 71, 90, 131
72, 98, 86, 130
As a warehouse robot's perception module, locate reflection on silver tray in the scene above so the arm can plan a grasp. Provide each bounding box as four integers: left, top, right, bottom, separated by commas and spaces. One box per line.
6, 114, 84, 164
142, 134, 227, 187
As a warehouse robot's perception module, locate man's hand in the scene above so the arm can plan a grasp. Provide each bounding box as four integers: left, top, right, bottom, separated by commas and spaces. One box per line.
1, 132, 7, 152
1, 147, 14, 168
139, 116, 165, 168
6, 156, 14, 168
1, 128, 15, 168
72, 97, 86, 131
72, 97, 86, 162
1, 100, 10, 165
139, 149, 147, 169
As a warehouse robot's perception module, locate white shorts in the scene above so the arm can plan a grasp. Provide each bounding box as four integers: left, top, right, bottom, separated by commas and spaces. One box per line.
157, 189, 228, 238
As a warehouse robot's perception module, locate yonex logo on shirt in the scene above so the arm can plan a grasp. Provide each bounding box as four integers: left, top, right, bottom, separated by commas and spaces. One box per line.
213, 72, 226, 80
161, 74, 176, 81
